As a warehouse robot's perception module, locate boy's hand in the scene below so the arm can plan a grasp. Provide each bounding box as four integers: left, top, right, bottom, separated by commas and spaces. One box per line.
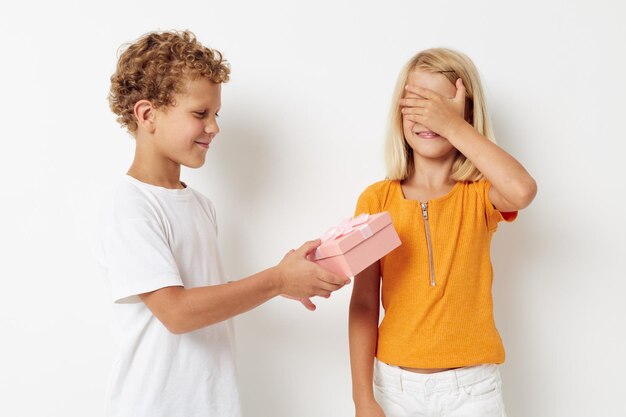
400, 78, 468, 140
275, 240, 351, 300
279, 249, 317, 311
279, 249, 316, 310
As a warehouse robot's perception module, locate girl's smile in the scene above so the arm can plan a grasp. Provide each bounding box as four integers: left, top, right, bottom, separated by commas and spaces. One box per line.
415, 130, 441, 139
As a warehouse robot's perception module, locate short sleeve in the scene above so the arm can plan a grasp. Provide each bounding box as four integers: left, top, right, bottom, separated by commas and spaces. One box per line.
354, 185, 381, 217
483, 180, 518, 231
101, 219, 183, 304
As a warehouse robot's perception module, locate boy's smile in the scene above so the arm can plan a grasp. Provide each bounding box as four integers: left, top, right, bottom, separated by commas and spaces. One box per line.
195, 141, 211, 149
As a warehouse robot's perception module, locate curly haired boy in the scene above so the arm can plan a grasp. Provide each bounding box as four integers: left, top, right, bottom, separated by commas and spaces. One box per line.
98, 30, 349, 417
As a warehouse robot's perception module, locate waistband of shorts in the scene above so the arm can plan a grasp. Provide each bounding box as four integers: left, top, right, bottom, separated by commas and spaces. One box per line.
374, 358, 500, 393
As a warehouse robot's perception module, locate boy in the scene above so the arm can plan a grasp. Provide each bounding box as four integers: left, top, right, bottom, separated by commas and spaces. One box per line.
99, 30, 350, 417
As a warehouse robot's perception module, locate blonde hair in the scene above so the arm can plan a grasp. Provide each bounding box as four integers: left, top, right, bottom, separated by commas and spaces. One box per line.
385, 48, 495, 182
109, 30, 230, 134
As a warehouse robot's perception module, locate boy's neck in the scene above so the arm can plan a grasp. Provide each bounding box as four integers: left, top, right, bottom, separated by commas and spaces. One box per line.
127, 165, 185, 189
127, 140, 185, 190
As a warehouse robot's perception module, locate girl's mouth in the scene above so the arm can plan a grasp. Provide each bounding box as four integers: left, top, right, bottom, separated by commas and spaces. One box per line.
416, 131, 440, 139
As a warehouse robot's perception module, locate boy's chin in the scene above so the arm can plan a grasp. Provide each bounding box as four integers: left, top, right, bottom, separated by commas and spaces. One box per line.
185, 161, 206, 169
182, 157, 207, 169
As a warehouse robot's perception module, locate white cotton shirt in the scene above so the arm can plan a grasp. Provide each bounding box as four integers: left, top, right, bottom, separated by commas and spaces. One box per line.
97, 175, 241, 417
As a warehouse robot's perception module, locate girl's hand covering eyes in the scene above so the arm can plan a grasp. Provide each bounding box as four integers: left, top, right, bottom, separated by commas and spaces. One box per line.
400, 78, 468, 138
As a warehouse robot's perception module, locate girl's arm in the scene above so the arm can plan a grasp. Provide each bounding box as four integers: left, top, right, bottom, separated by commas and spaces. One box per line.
444, 122, 537, 212
349, 262, 385, 416
402, 80, 537, 212
140, 239, 350, 334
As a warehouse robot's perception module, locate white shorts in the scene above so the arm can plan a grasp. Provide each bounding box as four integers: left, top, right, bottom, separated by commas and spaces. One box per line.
373, 359, 507, 417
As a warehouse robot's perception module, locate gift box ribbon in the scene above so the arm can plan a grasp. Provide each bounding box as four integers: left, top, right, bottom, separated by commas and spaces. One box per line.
320, 213, 373, 242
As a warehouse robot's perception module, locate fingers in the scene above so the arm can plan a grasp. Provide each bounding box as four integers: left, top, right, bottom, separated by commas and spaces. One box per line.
454, 78, 467, 114
295, 239, 322, 257
400, 97, 427, 119
315, 282, 345, 295
405, 84, 439, 99
455, 78, 466, 101
282, 294, 317, 310
304, 268, 351, 297
404, 114, 425, 124
404, 91, 423, 100
401, 107, 425, 117
399, 98, 428, 108
300, 298, 317, 311
317, 268, 351, 286
282, 248, 295, 260
300, 268, 350, 299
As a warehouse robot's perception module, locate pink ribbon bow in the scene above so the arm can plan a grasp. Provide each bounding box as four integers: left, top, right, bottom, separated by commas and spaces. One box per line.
320, 213, 371, 242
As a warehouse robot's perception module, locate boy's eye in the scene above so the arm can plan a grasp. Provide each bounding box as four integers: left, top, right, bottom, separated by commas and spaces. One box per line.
194, 111, 207, 118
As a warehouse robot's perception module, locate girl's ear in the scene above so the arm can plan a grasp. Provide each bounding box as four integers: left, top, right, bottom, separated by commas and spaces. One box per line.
134, 100, 157, 134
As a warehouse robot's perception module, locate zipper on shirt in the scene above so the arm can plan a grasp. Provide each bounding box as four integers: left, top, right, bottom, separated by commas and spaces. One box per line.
420, 202, 436, 286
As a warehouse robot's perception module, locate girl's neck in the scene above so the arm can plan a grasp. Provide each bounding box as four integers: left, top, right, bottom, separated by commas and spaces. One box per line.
404, 153, 456, 189
400, 153, 457, 202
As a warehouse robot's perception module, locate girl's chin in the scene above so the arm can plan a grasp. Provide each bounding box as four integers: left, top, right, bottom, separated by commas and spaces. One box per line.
410, 146, 458, 160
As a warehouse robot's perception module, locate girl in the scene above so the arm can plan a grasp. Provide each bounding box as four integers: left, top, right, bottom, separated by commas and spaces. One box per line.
349, 48, 536, 417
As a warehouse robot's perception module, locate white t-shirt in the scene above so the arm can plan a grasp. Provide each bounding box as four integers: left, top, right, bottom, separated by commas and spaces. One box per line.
97, 175, 241, 417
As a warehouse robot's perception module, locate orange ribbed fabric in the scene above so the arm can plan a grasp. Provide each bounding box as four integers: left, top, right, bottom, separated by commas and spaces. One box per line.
355, 179, 517, 368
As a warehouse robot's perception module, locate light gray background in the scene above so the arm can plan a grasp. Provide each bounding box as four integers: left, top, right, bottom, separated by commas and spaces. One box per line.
1, 0, 624, 416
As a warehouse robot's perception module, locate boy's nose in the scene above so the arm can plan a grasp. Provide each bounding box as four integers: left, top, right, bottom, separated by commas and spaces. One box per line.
205, 122, 219, 135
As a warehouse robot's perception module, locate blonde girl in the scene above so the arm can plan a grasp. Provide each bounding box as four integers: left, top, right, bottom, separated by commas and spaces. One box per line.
349, 48, 537, 417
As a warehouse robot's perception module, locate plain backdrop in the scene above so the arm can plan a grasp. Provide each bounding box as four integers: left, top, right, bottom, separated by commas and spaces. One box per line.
1, 0, 625, 416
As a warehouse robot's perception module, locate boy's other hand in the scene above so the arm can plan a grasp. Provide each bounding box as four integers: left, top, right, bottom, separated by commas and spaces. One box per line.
275, 239, 351, 300
281, 294, 318, 311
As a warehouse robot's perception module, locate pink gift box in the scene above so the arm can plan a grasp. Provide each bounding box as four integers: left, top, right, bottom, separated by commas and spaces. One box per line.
309, 212, 401, 277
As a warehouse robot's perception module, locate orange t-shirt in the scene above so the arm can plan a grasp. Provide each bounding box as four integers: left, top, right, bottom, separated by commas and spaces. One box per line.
355, 179, 517, 368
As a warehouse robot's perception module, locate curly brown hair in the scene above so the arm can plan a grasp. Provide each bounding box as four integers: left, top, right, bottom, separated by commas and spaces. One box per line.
109, 30, 230, 134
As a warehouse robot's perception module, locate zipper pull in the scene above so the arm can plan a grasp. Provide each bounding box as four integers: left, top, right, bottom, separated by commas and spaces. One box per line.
421, 202, 428, 220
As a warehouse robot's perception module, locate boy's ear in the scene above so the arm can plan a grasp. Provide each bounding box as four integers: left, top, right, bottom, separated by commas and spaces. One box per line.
134, 100, 157, 133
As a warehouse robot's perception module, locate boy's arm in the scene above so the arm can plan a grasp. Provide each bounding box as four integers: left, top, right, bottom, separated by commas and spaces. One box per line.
140, 239, 350, 334
349, 262, 385, 416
